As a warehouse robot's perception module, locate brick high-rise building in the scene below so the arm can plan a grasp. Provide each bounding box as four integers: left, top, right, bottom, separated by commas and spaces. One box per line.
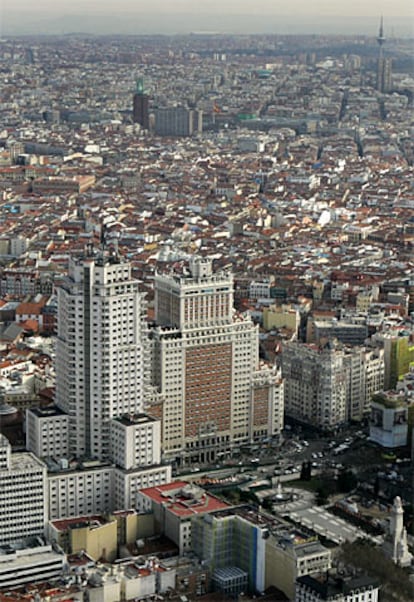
150, 257, 283, 466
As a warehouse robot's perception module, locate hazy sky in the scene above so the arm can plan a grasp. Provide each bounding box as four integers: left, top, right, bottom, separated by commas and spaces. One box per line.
1, 0, 413, 35
2, 1, 413, 16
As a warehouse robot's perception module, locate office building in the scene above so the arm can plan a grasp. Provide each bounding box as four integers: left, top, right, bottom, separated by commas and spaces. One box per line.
132, 77, 150, 130
22, 249, 173, 523
282, 342, 347, 428
0, 434, 48, 546
150, 257, 284, 464
344, 347, 384, 422
154, 106, 202, 137
375, 331, 414, 390
192, 506, 268, 593
48, 514, 118, 562
266, 533, 331, 600
47, 460, 170, 520
110, 413, 161, 471
55, 250, 147, 461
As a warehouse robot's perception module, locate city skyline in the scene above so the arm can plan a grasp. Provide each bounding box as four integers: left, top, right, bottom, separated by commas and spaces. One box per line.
1, 1, 413, 36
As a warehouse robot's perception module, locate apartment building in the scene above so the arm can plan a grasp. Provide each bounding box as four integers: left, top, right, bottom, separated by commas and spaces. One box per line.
282, 342, 384, 428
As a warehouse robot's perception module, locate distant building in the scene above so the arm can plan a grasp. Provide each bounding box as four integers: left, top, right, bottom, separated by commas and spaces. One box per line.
307, 318, 368, 346
133, 77, 150, 130
154, 106, 202, 137
31, 175, 95, 195
263, 303, 300, 334
376, 17, 392, 93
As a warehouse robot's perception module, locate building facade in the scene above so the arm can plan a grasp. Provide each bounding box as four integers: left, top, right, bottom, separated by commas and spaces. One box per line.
26, 406, 69, 459
296, 573, 380, 602
151, 257, 283, 464
55, 252, 147, 461
0, 434, 48, 546
370, 393, 408, 448
282, 342, 384, 428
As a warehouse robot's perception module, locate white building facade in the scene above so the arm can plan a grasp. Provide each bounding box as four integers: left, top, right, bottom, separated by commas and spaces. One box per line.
110, 413, 161, 470
55, 253, 147, 461
0, 434, 48, 546
26, 406, 69, 459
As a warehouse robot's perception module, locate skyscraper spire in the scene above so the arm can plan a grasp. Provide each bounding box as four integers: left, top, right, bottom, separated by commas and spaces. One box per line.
376, 17, 391, 93
377, 15, 386, 47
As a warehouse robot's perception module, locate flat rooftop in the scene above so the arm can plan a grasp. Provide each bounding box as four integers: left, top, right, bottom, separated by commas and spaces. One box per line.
140, 481, 230, 518
51, 515, 109, 532
29, 405, 67, 418
114, 413, 158, 427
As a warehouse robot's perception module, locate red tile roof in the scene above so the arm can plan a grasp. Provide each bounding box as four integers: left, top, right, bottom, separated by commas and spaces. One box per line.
139, 481, 230, 517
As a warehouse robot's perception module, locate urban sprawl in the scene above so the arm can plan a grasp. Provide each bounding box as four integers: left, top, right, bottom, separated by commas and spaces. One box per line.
0, 29, 413, 602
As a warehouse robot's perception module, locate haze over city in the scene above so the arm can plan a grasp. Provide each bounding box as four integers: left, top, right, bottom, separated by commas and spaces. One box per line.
1, 0, 413, 35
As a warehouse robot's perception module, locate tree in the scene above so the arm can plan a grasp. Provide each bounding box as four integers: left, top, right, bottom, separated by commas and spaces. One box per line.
337, 470, 358, 493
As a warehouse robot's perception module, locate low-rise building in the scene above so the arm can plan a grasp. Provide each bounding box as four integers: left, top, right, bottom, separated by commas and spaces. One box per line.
369, 392, 408, 448
265, 534, 331, 600
295, 573, 380, 602
136, 481, 230, 555
49, 515, 118, 562
0, 538, 66, 590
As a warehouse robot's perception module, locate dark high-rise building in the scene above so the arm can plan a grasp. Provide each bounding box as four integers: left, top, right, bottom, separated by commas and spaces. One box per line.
132, 77, 149, 129
376, 17, 392, 93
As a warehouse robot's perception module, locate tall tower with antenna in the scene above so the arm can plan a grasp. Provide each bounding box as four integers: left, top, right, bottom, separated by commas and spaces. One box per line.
376, 17, 392, 93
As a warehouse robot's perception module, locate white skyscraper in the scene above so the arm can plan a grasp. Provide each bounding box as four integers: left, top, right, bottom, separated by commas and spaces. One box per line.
55, 250, 147, 461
